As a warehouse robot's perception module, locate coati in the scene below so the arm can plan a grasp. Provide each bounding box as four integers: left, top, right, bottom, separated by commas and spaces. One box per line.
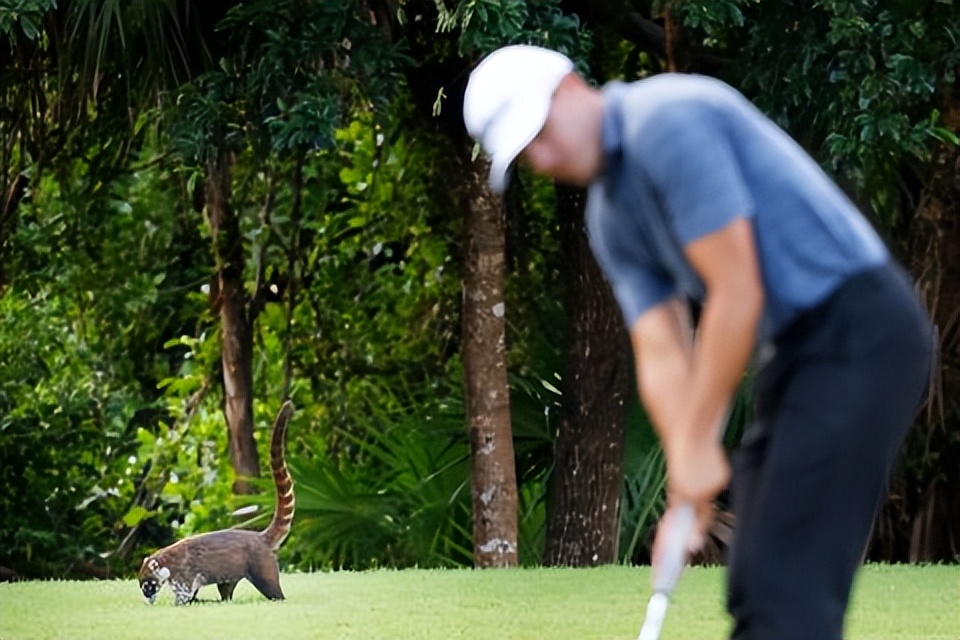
138, 400, 295, 605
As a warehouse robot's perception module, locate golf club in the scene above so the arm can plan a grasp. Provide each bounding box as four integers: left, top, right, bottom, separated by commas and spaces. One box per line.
636, 501, 696, 640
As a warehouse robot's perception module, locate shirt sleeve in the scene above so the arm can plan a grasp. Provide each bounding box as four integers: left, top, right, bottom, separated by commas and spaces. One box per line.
586, 192, 674, 327
607, 265, 674, 328
637, 102, 754, 246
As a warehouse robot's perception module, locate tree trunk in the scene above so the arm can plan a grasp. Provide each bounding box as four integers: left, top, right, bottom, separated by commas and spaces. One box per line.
543, 185, 630, 566
462, 153, 519, 568
206, 151, 260, 494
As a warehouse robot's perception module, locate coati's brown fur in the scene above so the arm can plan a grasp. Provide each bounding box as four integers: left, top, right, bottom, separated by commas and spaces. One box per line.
138, 401, 295, 605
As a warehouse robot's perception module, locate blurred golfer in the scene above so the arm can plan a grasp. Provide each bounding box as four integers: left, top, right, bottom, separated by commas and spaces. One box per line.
462, 45, 933, 639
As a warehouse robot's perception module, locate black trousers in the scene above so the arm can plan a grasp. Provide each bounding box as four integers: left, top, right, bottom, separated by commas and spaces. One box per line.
727, 263, 934, 640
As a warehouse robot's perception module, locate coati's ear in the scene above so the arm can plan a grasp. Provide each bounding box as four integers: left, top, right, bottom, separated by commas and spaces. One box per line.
157, 567, 170, 580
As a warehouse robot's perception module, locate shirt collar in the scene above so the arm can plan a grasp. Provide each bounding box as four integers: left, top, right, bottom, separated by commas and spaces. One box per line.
600, 81, 628, 157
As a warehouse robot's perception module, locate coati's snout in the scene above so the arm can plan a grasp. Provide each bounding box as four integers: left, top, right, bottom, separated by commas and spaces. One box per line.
140, 577, 160, 603
139, 557, 170, 604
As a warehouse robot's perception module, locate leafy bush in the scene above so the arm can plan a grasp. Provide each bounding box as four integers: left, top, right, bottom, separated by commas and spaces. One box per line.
679, 0, 959, 226
0, 158, 194, 576
0, 290, 139, 575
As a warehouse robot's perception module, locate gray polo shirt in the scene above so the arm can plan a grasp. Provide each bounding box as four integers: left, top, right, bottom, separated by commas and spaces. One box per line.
586, 75, 888, 344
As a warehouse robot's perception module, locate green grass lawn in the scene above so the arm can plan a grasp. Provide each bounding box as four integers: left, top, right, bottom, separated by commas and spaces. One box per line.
1, 564, 956, 639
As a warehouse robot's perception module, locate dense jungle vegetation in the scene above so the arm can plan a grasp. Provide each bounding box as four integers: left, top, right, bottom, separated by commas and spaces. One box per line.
1, 0, 957, 579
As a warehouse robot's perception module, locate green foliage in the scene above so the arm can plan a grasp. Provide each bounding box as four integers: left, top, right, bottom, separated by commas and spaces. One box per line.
121, 0, 432, 568
7, 0, 954, 580
683, 0, 959, 226
297, 113, 462, 389
0, 290, 140, 572
0, 0, 56, 41
262, 111, 466, 569
243, 103, 575, 570
170, 0, 407, 166
619, 444, 666, 564
434, 0, 589, 65
0, 150, 201, 575
674, 0, 747, 36
286, 386, 473, 570
279, 369, 566, 570
132, 331, 232, 531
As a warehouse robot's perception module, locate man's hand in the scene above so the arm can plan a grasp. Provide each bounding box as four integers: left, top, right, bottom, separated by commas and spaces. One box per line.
664, 437, 730, 555
649, 437, 730, 566
666, 437, 730, 507
652, 443, 728, 567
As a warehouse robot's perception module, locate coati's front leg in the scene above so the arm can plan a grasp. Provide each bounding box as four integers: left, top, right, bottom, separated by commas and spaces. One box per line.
246, 556, 284, 600
217, 580, 239, 601
171, 574, 206, 605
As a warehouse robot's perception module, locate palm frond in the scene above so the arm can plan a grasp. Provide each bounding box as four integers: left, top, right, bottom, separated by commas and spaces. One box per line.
285, 383, 475, 570
619, 444, 667, 565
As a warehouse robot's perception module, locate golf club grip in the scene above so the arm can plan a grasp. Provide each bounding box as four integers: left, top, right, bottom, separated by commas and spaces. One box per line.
653, 502, 696, 593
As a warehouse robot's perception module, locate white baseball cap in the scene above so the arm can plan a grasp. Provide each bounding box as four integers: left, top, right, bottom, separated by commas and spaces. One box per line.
463, 45, 574, 193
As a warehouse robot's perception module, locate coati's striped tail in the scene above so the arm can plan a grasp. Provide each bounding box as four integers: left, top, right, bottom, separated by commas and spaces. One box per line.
261, 400, 295, 550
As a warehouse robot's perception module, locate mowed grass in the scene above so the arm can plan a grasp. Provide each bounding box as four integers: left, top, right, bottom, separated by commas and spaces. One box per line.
1, 564, 956, 639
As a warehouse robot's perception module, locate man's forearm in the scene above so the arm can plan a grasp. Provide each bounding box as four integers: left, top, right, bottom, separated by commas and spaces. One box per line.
632, 298, 696, 452
683, 284, 761, 448
678, 216, 764, 454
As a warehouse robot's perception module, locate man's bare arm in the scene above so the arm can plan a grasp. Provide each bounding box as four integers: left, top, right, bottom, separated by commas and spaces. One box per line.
682, 216, 763, 452
630, 216, 763, 505
630, 297, 695, 444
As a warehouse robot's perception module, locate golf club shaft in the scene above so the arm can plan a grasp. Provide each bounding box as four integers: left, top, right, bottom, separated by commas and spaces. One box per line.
637, 407, 730, 640
637, 502, 696, 640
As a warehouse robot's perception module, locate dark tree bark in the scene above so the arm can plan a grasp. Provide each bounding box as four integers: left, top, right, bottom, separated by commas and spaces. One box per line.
462, 152, 519, 568
352, 4, 521, 566
205, 150, 260, 494
543, 185, 631, 566
869, 98, 960, 563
